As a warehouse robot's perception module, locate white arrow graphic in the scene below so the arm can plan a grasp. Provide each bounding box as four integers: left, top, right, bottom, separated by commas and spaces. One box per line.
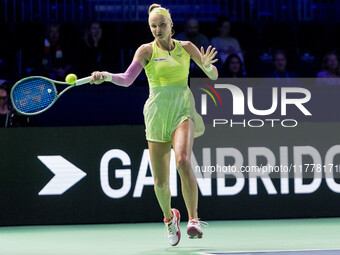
38, 156, 87, 195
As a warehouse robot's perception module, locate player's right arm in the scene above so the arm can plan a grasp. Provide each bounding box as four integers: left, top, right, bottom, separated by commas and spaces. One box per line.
90, 43, 152, 86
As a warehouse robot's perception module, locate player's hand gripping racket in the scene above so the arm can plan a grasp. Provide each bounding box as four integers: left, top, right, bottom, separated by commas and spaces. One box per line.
10, 75, 91, 115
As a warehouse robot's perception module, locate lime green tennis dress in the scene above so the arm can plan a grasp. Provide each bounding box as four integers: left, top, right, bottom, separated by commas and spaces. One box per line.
143, 40, 205, 142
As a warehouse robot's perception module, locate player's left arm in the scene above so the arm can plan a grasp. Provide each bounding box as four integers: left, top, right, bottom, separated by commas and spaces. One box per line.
181, 41, 218, 80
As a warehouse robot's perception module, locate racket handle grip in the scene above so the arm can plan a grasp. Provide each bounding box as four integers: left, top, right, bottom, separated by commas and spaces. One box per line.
75, 76, 92, 86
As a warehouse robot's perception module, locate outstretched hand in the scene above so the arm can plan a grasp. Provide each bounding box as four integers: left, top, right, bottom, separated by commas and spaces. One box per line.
200, 46, 218, 68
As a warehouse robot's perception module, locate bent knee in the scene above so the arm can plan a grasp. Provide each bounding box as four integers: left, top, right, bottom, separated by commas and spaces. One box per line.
176, 154, 191, 170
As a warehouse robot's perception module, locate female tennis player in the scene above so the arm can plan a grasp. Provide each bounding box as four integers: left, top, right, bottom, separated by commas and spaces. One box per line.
90, 3, 218, 246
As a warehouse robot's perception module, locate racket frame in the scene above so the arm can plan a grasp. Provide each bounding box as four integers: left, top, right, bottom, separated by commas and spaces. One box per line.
10, 76, 91, 116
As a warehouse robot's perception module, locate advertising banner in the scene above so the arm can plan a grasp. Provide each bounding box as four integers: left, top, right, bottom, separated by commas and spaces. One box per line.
1, 78, 340, 225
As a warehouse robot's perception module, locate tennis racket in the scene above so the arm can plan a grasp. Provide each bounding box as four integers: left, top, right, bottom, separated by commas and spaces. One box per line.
10, 76, 91, 115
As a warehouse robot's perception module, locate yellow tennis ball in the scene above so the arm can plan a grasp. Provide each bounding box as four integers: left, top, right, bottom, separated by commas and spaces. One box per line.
65, 74, 77, 84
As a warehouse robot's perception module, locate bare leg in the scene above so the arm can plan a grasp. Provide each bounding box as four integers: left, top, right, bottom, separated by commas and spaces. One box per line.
148, 141, 172, 220
171, 119, 198, 220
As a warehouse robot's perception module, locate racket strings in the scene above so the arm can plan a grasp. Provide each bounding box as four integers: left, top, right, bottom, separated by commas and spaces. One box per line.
12, 78, 56, 114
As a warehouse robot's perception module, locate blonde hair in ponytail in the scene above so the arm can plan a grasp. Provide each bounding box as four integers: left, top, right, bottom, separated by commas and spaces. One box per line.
148, 3, 162, 14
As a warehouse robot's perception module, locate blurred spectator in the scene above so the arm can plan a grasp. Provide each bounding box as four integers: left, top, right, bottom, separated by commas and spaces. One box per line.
222, 54, 245, 78
266, 50, 299, 78
175, 18, 209, 49
317, 52, 340, 76
0, 81, 29, 127
316, 52, 340, 86
77, 21, 116, 77
42, 23, 73, 80
176, 18, 210, 78
0, 84, 10, 127
210, 15, 244, 71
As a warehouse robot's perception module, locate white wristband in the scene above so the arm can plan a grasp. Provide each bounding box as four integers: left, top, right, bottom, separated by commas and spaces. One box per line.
203, 64, 212, 72
102, 71, 112, 82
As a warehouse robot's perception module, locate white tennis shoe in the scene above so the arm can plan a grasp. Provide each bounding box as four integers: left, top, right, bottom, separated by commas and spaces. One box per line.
164, 209, 181, 246
187, 218, 208, 239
